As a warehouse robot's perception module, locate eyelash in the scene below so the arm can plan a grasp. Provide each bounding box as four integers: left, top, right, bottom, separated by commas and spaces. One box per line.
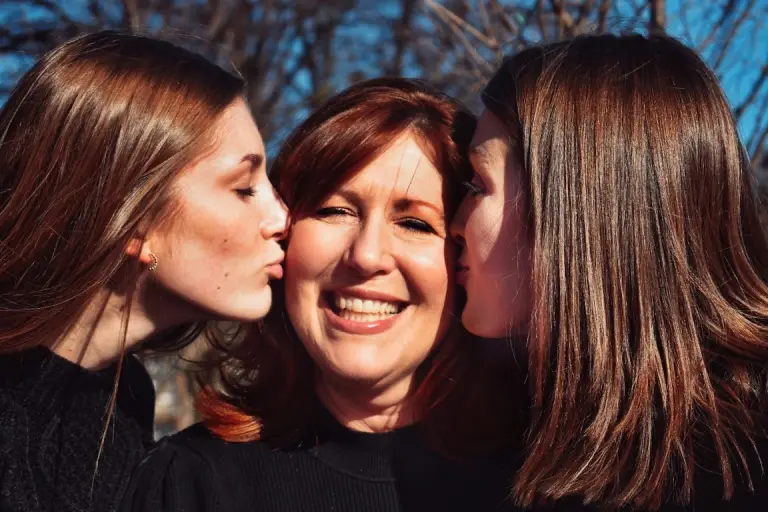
399, 218, 434, 234
316, 207, 350, 218
462, 180, 484, 197
236, 186, 256, 198
315, 207, 435, 234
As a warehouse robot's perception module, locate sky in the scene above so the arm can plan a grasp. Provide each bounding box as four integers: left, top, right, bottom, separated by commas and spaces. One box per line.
1, 0, 766, 152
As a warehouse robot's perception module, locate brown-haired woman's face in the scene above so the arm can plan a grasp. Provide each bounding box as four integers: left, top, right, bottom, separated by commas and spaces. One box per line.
145, 100, 288, 322
451, 111, 532, 338
285, 132, 455, 397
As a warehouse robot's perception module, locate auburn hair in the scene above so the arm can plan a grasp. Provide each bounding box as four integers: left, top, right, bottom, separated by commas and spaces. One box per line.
484, 33, 768, 508
199, 77, 516, 454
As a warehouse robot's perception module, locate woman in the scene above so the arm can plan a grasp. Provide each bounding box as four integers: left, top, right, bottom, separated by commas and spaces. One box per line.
0, 32, 287, 511
451, 33, 768, 510
122, 78, 518, 512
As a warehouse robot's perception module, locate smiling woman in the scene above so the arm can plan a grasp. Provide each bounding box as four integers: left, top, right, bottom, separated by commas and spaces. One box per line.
121, 78, 519, 512
286, 131, 457, 431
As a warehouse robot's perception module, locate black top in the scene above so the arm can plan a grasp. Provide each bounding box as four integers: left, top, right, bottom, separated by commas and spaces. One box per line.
121, 405, 518, 512
0, 347, 156, 512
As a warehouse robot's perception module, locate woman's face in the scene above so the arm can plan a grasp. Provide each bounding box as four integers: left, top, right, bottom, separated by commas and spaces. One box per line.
450, 110, 532, 338
285, 132, 455, 402
147, 99, 288, 322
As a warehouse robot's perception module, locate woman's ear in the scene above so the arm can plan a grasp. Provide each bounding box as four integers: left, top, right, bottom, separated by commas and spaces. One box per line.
125, 238, 154, 265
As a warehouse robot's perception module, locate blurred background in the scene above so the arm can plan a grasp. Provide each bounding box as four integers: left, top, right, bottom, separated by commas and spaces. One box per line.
2, 0, 767, 437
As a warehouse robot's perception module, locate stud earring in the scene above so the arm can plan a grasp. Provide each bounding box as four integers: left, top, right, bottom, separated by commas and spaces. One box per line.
147, 253, 158, 272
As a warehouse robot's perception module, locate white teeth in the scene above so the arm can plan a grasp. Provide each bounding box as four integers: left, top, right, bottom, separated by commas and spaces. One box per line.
333, 295, 402, 316
338, 311, 395, 322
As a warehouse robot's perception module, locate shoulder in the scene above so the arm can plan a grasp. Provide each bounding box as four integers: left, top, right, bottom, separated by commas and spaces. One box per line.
131, 423, 232, 478
121, 424, 221, 512
121, 423, 277, 512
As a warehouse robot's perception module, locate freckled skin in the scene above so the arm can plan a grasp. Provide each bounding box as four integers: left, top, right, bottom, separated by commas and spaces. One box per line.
146, 100, 288, 322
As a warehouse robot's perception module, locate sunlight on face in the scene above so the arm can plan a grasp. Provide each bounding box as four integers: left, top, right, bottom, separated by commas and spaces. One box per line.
450, 110, 532, 338
147, 99, 288, 322
285, 132, 456, 402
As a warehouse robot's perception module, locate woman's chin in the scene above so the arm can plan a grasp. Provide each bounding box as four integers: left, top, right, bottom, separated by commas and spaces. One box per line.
461, 304, 507, 339
204, 287, 274, 323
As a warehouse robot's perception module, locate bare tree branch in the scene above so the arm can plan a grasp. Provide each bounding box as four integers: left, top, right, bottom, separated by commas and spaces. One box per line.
477, 0, 496, 42
650, 0, 665, 32
751, 127, 767, 173
747, 83, 768, 157
711, 0, 758, 74
389, 0, 419, 75
598, 0, 612, 33
698, 0, 737, 52
423, 0, 495, 74
423, 0, 498, 49
121, 0, 141, 32
734, 63, 768, 122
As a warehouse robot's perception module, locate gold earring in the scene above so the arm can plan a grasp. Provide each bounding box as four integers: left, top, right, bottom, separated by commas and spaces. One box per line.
147, 253, 158, 272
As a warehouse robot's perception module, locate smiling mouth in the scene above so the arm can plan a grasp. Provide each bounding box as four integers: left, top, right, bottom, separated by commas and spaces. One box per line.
325, 292, 407, 323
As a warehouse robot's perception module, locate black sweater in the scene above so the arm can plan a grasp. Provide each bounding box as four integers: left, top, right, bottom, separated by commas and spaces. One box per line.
122, 408, 768, 512
0, 347, 156, 511
121, 406, 518, 512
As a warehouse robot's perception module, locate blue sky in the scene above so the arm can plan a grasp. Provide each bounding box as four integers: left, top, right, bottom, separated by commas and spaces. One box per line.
1, 0, 766, 152
663, 0, 768, 151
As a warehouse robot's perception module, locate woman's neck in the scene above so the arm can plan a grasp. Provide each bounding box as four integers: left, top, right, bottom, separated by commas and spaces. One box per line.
316, 374, 419, 433
46, 276, 202, 370
47, 288, 160, 370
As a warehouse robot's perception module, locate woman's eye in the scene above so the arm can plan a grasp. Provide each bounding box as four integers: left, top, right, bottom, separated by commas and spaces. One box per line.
315, 206, 353, 218
235, 186, 256, 198
461, 180, 485, 197
399, 218, 435, 234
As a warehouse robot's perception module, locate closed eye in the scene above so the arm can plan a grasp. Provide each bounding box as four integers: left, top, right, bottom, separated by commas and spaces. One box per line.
316, 206, 354, 218
462, 180, 484, 197
398, 218, 435, 234
236, 186, 256, 198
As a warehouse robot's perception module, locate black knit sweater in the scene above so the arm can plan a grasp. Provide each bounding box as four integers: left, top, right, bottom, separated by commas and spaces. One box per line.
121, 405, 518, 512
0, 347, 156, 511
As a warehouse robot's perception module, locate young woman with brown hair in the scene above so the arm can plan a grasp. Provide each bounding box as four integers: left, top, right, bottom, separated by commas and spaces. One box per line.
122, 77, 518, 512
451, 33, 768, 510
0, 32, 287, 511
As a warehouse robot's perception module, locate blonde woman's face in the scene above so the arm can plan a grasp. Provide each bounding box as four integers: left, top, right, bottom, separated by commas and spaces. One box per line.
450, 110, 532, 338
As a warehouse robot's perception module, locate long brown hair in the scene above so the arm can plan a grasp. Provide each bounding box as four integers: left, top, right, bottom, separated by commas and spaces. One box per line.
0, 31, 244, 356
198, 78, 514, 455
484, 33, 768, 508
